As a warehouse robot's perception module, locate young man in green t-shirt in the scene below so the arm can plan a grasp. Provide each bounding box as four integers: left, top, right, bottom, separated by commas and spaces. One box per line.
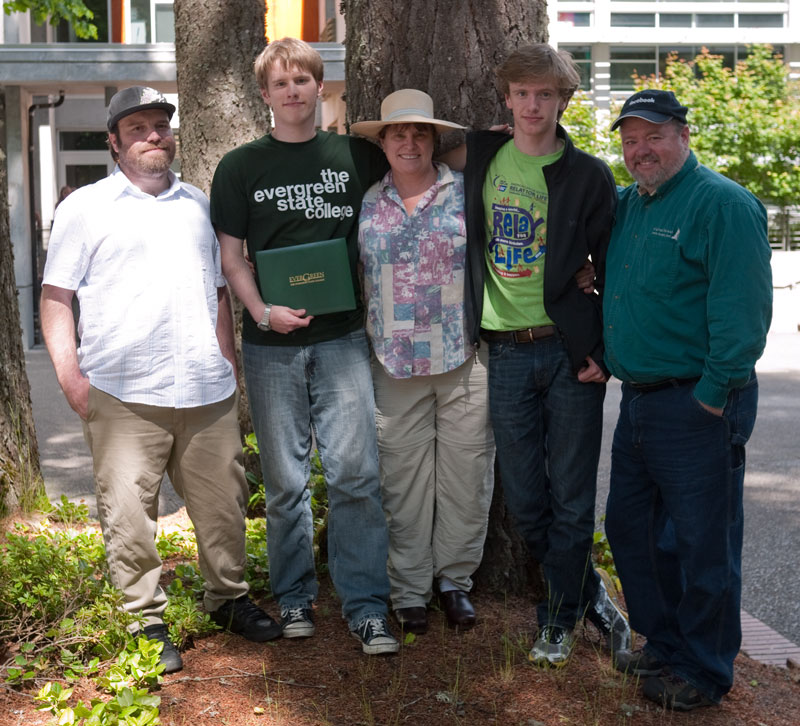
210, 37, 398, 655
462, 44, 630, 667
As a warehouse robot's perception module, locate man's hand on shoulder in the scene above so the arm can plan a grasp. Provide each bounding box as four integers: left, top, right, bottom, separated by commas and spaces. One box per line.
576, 260, 596, 294
269, 306, 314, 334
577, 356, 608, 384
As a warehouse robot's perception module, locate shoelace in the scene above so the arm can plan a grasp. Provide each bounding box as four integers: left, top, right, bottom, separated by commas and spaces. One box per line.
540, 626, 566, 643
283, 606, 306, 621
361, 617, 388, 636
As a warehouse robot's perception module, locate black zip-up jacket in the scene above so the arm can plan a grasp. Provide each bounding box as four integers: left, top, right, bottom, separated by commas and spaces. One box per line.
463, 125, 617, 374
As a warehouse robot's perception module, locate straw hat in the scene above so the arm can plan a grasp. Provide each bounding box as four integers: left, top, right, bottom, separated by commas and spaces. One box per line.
350, 89, 465, 139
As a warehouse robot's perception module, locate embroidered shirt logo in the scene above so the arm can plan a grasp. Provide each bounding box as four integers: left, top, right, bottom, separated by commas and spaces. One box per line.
652, 227, 680, 241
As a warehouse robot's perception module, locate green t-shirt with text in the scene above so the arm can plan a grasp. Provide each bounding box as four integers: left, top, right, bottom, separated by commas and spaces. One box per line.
480, 142, 563, 331
211, 130, 387, 346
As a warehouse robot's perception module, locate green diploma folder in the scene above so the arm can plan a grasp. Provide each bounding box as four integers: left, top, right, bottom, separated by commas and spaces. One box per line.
254, 237, 356, 316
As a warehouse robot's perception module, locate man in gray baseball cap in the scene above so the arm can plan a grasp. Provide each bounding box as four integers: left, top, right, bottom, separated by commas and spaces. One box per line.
106, 85, 175, 130
41, 85, 284, 675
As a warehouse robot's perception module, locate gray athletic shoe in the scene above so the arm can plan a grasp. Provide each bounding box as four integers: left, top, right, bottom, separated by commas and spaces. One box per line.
529, 625, 576, 668
585, 568, 632, 653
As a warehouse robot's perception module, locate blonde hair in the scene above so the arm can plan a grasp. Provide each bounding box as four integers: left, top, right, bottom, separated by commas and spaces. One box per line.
254, 37, 324, 90
495, 44, 581, 102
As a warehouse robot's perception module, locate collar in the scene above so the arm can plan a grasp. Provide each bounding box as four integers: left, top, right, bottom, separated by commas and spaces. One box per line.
109, 166, 182, 200
638, 151, 698, 200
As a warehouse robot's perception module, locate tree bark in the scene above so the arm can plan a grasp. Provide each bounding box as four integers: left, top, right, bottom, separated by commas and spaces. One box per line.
0, 87, 43, 518
173, 0, 270, 478
343, 0, 548, 596
344, 0, 549, 138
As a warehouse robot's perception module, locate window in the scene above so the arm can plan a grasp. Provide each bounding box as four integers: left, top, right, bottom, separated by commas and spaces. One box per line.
739, 14, 784, 28
696, 14, 734, 27
610, 14, 656, 27
558, 12, 592, 27
659, 14, 692, 27
610, 47, 657, 90
56, 0, 109, 42
60, 132, 108, 151
129, 0, 174, 43
562, 45, 592, 90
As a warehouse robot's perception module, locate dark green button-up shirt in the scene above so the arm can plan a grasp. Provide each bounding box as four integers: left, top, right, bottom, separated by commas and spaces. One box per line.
604, 152, 772, 408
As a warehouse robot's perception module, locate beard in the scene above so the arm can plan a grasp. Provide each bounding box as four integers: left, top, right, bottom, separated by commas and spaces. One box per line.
119, 142, 176, 176
630, 148, 688, 194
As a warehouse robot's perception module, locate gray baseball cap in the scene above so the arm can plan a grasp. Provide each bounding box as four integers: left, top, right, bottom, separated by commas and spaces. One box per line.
107, 86, 175, 130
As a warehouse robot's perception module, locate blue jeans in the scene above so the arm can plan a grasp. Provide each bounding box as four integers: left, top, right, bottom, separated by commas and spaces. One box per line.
606, 373, 758, 702
487, 336, 605, 628
242, 330, 390, 628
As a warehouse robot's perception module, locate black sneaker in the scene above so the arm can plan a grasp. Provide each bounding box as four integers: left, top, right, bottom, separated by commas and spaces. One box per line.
280, 606, 315, 638
139, 623, 183, 674
643, 674, 715, 711
585, 568, 632, 653
614, 647, 667, 676
350, 616, 400, 655
210, 596, 282, 642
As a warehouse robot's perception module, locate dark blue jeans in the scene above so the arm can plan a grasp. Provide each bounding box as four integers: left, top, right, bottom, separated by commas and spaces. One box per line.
487, 336, 605, 629
606, 373, 758, 702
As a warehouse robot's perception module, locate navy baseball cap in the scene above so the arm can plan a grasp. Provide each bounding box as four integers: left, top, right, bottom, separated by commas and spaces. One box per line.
107, 86, 175, 130
611, 90, 688, 131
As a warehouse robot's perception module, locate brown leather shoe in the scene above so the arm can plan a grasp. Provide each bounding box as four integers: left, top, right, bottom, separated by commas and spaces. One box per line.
394, 606, 428, 634
440, 590, 476, 629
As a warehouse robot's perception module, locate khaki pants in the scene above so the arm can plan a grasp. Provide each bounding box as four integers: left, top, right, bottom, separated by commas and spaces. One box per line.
372, 349, 495, 609
83, 387, 249, 628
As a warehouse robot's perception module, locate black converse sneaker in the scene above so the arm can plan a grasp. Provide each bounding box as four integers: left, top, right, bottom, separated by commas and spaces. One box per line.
280, 606, 316, 638
350, 616, 400, 655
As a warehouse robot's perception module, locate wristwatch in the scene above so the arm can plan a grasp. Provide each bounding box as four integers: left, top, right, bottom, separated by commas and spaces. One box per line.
257, 304, 272, 332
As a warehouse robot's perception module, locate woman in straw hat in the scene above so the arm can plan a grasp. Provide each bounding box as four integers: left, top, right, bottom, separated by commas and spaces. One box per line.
353, 90, 494, 635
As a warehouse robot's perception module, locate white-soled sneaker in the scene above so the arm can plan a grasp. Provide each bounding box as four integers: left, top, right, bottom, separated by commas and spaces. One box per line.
280, 606, 315, 638
350, 616, 399, 655
529, 625, 576, 668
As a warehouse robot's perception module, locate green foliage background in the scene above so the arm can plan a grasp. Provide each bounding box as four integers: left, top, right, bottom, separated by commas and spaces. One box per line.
562, 45, 800, 210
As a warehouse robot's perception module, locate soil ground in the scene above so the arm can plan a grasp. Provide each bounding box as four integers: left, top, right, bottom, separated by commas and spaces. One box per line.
4, 593, 800, 726
2, 511, 799, 726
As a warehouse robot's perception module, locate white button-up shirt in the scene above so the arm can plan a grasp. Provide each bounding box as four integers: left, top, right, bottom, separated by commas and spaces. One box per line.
43, 168, 235, 408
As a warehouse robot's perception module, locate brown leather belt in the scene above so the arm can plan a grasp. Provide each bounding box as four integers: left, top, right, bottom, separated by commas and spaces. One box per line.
480, 326, 557, 344
628, 377, 700, 393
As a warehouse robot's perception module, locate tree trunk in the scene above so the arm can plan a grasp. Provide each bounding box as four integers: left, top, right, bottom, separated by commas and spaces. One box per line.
173, 0, 270, 479
0, 87, 43, 518
342, 0, 548, 596
344, 0, 548, 137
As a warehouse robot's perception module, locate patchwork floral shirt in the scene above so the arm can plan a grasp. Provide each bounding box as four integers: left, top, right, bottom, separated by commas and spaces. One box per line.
358, 162, 474, 378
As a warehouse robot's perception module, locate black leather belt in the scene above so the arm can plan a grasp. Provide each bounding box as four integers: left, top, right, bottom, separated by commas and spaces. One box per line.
628, 377, 700, 393
480, 326, 557, 344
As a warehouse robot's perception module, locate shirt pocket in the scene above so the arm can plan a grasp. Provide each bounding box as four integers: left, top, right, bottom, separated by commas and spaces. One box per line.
635, 234, 680, 299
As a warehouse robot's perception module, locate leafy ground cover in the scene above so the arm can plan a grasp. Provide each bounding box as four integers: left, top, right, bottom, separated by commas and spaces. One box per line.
2, 506, 799, 726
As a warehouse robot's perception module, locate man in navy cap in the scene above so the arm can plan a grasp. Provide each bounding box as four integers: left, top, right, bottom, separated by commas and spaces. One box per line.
41, 86, 283, 674
603, 89, 773, 710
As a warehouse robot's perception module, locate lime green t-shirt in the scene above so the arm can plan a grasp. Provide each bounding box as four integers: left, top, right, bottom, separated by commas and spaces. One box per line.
480, 142, 563, 331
